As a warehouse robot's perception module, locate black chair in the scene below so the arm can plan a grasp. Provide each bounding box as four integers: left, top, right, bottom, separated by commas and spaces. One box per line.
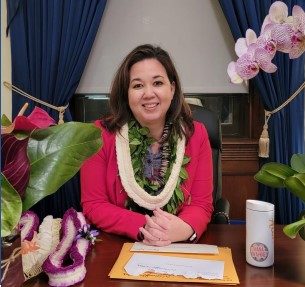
71, 95, 230, 223
189, 104, 230, 224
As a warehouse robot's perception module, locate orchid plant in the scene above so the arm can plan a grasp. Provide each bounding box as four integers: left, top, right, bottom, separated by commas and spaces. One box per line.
1, 105, 102, 238
227, 1, 305, 240
227, 1, 305, 83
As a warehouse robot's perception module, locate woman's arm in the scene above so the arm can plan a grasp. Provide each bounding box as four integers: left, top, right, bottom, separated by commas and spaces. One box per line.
80, 127, 146, 240
178, 122, 214, 240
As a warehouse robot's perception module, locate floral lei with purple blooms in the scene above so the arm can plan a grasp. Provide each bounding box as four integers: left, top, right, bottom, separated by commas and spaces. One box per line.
126, 120, 189, 214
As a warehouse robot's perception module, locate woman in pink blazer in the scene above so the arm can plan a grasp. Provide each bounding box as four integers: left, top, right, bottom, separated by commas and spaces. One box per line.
81, 44, 213, 246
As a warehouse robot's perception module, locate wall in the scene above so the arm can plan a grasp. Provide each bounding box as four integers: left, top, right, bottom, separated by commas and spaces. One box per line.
77, 0, 247, 94
1, 0, 12, 119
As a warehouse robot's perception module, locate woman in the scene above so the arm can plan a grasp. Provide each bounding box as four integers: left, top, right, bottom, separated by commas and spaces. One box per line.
81, 44, 213, 246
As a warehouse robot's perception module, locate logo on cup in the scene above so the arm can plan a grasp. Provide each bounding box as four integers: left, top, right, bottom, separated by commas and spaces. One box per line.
250, 242, 269, 262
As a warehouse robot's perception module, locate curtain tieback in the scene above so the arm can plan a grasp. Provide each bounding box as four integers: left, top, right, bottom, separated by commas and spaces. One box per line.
259, 80, 305, 158
3, 81, 68, 124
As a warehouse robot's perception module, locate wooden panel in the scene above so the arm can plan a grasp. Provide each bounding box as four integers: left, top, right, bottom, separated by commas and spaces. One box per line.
222, 139, 259, 220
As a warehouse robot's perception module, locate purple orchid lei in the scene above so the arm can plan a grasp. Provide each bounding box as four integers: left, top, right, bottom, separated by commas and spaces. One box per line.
42, 208, 100, 287
19, 211, 40, 241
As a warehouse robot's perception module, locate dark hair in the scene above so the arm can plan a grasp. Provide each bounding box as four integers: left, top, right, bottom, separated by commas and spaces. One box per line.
104, 44, 194, 140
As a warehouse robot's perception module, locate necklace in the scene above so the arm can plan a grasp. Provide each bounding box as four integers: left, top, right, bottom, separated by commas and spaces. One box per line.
116, 121, 189, 214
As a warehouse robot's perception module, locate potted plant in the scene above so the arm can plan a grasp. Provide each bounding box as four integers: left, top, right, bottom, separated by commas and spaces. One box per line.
1, 104, 102, 285
254, 154, 305, 240
227, 1, 305, 240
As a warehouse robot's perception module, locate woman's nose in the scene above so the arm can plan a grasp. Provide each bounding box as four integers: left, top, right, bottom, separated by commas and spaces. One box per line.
143, 85, 155, 98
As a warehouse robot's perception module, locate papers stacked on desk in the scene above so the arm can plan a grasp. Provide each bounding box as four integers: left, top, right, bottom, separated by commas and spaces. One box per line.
109, 243, 239, 285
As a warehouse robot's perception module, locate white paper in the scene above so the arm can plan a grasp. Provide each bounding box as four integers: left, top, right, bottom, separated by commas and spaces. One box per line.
131, 242, 219, 254
124, 253, 224, 279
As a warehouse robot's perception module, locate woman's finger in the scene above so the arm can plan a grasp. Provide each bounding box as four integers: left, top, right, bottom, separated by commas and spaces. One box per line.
143, 238, 171, 247
139, 227, 159, 241
143, 223, 170, 241
154, 208, 173, 220
151, 214, 171, 230
145, 214, 165, 231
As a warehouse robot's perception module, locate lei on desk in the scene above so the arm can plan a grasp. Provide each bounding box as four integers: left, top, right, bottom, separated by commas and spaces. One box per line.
11, 208, 100, 287
116, 121, 190, 214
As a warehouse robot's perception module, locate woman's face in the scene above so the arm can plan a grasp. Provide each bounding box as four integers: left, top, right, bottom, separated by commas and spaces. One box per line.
128, 58, 175, 130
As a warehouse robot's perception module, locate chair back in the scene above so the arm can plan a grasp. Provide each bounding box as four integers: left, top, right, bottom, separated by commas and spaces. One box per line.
189, 104, 222, 206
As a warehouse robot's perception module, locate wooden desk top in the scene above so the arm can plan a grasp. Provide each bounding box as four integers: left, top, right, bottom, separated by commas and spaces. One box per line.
24, 224, 305, 287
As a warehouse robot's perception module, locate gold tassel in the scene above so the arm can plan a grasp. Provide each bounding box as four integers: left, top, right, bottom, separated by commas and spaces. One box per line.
58, 107, 66, 125
258, 111, 271, 158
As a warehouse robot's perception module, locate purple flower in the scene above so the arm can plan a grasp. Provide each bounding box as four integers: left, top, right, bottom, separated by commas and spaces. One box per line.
75, 224, 100, 245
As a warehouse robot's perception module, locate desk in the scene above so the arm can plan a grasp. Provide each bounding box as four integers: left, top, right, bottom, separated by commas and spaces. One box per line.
24, 224, 305, 287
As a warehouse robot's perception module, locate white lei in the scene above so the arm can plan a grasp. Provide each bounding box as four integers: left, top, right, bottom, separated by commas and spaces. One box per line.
116, 123, 186, 210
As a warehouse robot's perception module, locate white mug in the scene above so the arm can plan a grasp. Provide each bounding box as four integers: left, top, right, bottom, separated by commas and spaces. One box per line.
246, 200, 274, 267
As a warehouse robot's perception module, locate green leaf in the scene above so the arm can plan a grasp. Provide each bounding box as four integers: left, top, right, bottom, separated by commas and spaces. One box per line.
138, 127, 150, 136
179, 167, 188, 180
291, 154, 305, 173
1, 114, 12, 126
284, 173, 305, 203
298, 211, 305, 241
283, 218, 305, 239
176, 188, 184, 202
129, 139, 141, 145
254, 163, 296, 187
1, 173, 22, 237
166, 204, 173, 213
128, 120, 136, 128
182, 156, 191, 165
22, 122, 102, 210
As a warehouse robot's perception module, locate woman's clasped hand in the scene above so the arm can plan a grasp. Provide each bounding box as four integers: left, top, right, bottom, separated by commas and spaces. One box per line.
140, 208, 194, 246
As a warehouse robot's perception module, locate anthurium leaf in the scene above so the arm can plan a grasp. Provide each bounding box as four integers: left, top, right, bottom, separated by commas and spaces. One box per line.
1, 173, 22, 237
291, 154, 305, 173
283, 218, 305, 239
22, 122, 102, 211
254, 163, 296, 187
1, 114, 12, 126
284, 173, 305, 203
1, 134, 30, 197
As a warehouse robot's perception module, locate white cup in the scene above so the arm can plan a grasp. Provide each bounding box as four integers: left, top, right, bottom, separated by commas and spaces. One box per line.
246, 200, 274, 267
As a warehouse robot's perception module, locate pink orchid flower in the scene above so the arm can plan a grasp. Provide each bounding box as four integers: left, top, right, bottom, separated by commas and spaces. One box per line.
227, 31, 277, 83
290, 5, 305, 59
260, 1, 294, 53
261, 1, 292, 30
234, 29, 258, 57
228, 1, 305, 84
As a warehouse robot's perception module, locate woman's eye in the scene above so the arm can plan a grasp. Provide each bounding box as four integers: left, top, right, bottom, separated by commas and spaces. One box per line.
132, 83, 143, 89
154, 81, 163, 86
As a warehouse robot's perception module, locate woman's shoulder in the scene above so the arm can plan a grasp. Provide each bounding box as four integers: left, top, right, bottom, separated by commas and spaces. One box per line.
94, 120, 116, 141
191, 120, 209, 139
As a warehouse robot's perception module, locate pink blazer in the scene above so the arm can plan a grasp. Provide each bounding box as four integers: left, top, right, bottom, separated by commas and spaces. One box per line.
80, 121, 213, 240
